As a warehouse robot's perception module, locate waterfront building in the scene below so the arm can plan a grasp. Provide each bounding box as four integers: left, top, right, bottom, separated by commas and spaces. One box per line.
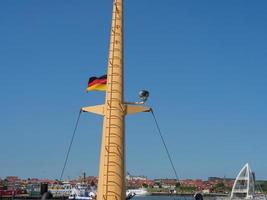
126, 175, 147, 181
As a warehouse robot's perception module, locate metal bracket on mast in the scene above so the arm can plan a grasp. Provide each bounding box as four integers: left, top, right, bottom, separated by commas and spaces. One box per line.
81, 104, 151, 116
81, 104, 105, 116
82, 90, 151, 116
125, 105, 151, 115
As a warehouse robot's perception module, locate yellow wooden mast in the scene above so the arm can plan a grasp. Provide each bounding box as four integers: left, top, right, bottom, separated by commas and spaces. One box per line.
82, 0, 150, 200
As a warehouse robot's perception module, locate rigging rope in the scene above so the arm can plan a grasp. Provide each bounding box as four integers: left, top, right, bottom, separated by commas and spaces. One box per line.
59, 107, 186, 197
150, 109, 188, 200
256, 182, 267, 199
150, 109, 180, 182
59, 110, 82, 181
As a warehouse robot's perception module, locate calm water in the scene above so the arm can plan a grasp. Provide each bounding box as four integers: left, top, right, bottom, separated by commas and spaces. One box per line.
135, 195, 217, 200
135, 196, 194, 200
15, 195, 218, 200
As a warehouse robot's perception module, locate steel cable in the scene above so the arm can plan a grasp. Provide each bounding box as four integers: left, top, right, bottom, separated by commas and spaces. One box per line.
151, 109, 188, 200
150, 109, 179, 181
59, 110, 82, 181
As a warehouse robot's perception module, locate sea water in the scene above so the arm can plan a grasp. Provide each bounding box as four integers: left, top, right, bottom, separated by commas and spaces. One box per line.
14, 195, 218, 200
135, 195, 216, 200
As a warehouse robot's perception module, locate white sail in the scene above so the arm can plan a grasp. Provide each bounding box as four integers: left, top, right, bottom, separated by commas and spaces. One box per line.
230, 163, 255, 199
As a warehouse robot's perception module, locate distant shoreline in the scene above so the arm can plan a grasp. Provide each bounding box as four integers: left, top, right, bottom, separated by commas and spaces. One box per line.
151, 192, 228, 197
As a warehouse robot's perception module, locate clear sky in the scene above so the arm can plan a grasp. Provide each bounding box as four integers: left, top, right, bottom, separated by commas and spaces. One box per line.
1, 0, 267, 180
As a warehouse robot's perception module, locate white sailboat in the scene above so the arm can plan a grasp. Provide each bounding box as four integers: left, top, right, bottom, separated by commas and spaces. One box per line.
218, 163, 266, 200
126, 188, 150, 197
230, 163, 255, 199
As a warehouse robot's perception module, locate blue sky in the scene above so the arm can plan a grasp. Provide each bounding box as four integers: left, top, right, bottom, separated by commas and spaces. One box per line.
0, 0, 267, 180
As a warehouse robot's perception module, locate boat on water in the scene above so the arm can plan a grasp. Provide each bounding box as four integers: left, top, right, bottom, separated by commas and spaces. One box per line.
67, 183, 142, 200
0, 186, 27, 198
230, 163, 266, 200
68, 184, 137, 200
68, 183, 96, 200
48, 182, 72, 197
217, 163, 266, 200
126, 188, 150, 196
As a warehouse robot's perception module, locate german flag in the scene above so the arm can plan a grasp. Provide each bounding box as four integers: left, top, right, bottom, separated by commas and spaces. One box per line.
87, 75, 107, 91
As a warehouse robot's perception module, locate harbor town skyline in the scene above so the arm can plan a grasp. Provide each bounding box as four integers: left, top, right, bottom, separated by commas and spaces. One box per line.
1, 174, 267, 194
1, 0, 267, 180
